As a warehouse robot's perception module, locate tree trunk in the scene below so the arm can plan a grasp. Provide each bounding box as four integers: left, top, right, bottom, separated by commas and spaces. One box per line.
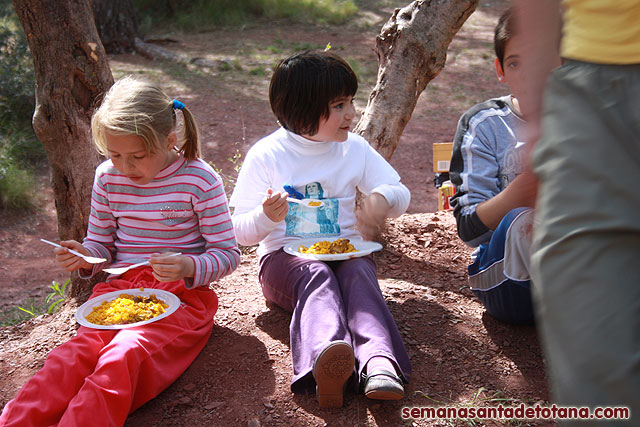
12, 0, 113, 299
355, 0, 479, 160
92, 0, 139, 53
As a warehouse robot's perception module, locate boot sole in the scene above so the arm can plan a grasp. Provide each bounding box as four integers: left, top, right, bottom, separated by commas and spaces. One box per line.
312, 341, 355, 408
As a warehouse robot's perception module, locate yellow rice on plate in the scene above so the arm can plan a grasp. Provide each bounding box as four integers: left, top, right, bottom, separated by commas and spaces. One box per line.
298, 238, 357, 255
85, 292, 169, 326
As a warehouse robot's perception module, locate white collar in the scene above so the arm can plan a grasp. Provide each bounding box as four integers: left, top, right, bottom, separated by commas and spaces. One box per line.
281, 128, 337, 155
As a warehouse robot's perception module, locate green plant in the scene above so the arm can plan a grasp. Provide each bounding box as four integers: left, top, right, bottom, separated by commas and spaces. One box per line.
45, 278, 69, 313
0, 129, 41, 210
231, 59, 243, 70
1, 125, 44, 164
15, 299, 44, 319
267, 44, 283, 54
0, 159, 37, 210
218, 61, 233, 72
18, 279, 69, 319
210, 148, 243, 195
248, 66, 266, 76
0, 303, 38, 326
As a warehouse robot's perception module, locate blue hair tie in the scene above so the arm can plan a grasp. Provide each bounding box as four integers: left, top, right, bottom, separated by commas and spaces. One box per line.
172, 99, 185, 110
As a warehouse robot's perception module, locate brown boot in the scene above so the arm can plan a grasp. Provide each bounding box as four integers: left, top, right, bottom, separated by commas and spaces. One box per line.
312, 341, 355, 408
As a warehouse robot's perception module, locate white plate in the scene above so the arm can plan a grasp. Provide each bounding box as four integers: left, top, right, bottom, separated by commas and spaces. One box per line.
75, 289, 181, 330
283, 237, 383, 261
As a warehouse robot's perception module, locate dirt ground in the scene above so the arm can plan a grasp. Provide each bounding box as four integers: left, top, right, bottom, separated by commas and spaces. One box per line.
0, 1, 553, 425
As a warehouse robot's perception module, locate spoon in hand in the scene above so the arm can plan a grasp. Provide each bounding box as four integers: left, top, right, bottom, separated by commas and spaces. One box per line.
258, 192, 324, 208
40, 238, 107, 264
103, 252, 182, 275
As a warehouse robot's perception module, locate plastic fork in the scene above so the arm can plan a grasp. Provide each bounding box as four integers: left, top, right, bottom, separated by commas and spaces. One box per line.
40, 238, 107, 264
258, 192, 324, 208
103, 252, 182, 275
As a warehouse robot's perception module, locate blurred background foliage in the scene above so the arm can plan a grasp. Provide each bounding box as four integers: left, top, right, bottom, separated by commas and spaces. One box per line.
0, 0, 41, 211
0, 0, 359, 210
0, 3, 33, 127
133, 0, 358, 34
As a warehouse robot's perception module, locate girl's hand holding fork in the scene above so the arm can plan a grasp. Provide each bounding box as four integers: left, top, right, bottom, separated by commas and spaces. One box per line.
54, 240, 92, 272
149, 252, 195, 282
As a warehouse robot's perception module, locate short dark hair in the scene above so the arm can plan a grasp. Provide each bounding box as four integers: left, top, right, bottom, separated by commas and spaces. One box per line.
494, 7, 518, 68
269, 50, 358, 136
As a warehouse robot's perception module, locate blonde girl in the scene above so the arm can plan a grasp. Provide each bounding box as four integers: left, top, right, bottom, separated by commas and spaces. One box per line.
1, 76, 240, 426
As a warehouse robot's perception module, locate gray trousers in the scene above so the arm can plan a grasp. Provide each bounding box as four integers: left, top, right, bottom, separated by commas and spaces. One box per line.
259, 248, 411, 394
532, 60, 640, 424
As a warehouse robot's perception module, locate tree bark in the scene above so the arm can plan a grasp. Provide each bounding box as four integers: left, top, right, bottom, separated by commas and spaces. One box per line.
12, 0, 113, 299
355, 0, 479, 160
92, 0, 139, 53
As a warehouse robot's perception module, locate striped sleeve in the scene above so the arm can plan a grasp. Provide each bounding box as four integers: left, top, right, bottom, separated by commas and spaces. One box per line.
78, 158, 240, 286
82, 167, 116, 275
187, 163, 241, 288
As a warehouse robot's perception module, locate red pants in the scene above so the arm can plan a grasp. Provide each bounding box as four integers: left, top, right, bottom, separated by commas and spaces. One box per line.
0, 268, 218, 427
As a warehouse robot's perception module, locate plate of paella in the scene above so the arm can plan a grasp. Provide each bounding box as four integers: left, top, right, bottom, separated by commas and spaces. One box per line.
75, 288, 180, 330
283, 237, 383, 261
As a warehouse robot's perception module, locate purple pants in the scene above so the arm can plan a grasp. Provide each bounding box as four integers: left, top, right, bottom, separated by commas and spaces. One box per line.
259, 248, 411, 393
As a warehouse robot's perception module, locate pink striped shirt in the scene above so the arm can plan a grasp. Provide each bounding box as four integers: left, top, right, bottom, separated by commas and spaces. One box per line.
82, 154, 240, 288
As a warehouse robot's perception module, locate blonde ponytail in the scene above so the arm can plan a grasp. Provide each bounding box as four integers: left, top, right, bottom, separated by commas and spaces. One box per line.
177, 106, 201, 160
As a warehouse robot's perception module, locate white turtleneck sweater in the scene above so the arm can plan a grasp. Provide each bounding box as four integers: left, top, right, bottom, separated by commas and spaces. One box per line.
229, 128, 410, 258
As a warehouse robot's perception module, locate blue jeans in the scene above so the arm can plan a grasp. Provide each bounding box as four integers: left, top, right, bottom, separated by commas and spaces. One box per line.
468, 207, 534, 325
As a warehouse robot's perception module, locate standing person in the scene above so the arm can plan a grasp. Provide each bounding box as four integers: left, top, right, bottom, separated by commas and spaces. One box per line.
0, 76, 240, 426
229, 50, 412, 408
516, 0, 640, 420
449, 7, 540, 325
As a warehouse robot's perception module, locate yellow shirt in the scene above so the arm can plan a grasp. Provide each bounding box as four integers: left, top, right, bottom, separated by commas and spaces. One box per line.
562, 0, 640, 64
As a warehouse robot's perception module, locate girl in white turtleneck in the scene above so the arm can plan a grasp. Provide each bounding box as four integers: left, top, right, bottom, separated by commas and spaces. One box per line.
229, 50, 411, 408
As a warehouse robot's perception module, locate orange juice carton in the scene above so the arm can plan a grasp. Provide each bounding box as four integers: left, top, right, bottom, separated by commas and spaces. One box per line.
437, 180, 456, 211
433, 142, 454, 173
